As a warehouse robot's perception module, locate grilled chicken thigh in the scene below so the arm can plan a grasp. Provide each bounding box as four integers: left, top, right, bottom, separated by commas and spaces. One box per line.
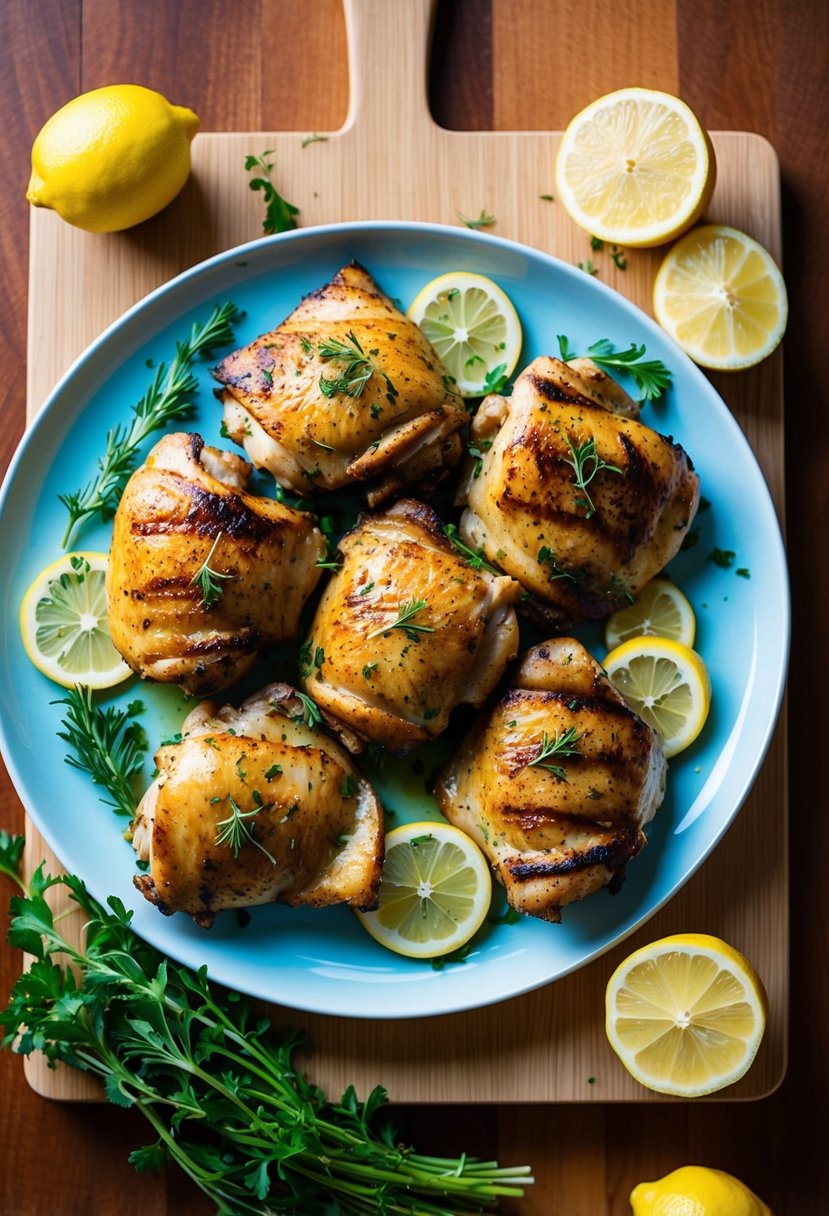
459, 356, 700, 628
133, 684, 384, 926
107, 432, 325, 695
436, 638, 666, 922
302, 499, 522, 754
213, 263, 467, 505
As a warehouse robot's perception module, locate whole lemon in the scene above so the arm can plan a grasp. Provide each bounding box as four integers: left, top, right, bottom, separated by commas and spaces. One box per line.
631, 1166, 772, 1216
27, 84, 199, 232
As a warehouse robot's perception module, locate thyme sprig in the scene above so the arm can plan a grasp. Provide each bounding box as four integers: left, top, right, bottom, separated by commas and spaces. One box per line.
245, 150, 299, 234
59, 302, 242, 546
557, 333, 673, 403
367, 599, 434, 642
318, 331, 398, 405
214, 793, 276, 865
444, 524, 503, 576
190, 531, 234, 608
55, 687, 147, 818
562, 435, 622, 518
526, 727, 582, 781
0, 839, 534, 1213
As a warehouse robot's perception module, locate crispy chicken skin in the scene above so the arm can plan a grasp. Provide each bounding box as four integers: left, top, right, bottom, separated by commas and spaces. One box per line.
107, 433, 326, 696
212, 262, 467, 506
459, 356, 700, 629
302, 499, 522, 754
132, 684, 384, 926
435, 638, 666, 922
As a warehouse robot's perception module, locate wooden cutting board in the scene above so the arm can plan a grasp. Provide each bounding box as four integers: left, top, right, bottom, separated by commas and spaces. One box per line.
22, 0, 786, 1103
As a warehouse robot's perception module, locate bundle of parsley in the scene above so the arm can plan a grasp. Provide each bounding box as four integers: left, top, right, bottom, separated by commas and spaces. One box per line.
0, 833, 532, 1214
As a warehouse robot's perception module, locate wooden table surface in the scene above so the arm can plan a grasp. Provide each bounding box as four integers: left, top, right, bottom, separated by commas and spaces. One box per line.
0, 1, 826, 1213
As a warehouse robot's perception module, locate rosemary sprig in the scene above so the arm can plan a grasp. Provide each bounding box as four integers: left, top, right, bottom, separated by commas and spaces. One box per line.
214, 793, 277, 865
526, 727, 582, 781
367, 599, 434, 641
190, 531, 234, 608
444, 524, 503, 576
317, 331, 398, 404
245, 150, 299, 234
562, 435, 622, 518
59, 302, 242, 546
0, 840, 534, 1212
557, 333, 672, 403
55, 687, 147, 817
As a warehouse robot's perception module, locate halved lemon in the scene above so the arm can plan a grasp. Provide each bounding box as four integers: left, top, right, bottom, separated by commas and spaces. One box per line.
407, 271, 522, 397
555, 87, 716, 248
603, 636, 710, 758
653, 224, 788, 369
606, 933, 768, 1097
19, 552, 132, 689
356, 820, 492, 959
604, 578, 696, 650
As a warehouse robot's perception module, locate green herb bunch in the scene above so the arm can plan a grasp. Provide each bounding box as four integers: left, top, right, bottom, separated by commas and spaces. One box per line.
0, 835, 532, 1213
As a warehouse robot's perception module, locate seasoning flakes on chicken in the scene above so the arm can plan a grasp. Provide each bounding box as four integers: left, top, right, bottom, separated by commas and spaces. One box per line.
458, 356, 700, 629
107, 432, 325, 695
212, 262, 468, 505
132, 684, 384, 927
302, 499, 522, 754
435, 638, 666, 922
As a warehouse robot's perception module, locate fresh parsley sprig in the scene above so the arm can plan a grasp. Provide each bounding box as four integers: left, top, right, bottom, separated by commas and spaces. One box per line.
562, 435, 622, 518
557, 334, 673, 403
190, 531, 234, 609
0, 843, 534, 1212
245, 150, 299, 234
56, 687, 147, 818
59, 302, 242, 546
527, 727, 582, 781
367, 599, 434, 641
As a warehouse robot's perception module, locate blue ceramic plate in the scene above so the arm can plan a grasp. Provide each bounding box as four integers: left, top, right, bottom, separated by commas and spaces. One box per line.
0, 222, 788, 1018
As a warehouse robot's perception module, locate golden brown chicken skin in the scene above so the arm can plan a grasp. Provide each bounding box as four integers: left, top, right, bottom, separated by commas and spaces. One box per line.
132, 684, 384, 926
212, 263, 467, 505
302, 499, 522, 754
435, 638, 666, 922
106, 432, 326, 695
459, 356, 700, 629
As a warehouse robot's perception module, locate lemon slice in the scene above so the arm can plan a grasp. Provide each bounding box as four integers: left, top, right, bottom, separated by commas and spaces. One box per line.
407, 271, 522, 397
653, 224, 788, 370
604, 578, 696, 650
555, 87, 716, 248
20, 552, 132, 689
603, 636, 710, 758
356, 821, 492, 959
606, 933, 768, 1097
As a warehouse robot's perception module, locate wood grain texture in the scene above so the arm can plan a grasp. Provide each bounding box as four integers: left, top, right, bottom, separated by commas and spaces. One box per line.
1, 0, 827, 1212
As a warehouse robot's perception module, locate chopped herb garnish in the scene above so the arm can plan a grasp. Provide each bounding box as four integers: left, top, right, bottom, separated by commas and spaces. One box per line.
539, 193, 555, 201
526, 727, 582, 781
538, 545, 578, 584
358, 582, 375, 596
482, 363, 510, 394
264, 764, 283, 780
590, 236, 604, 251
244, 149, 299, 234
611, 246, 627, 270
444, 524, 502, 575
341, 775, 356, 797
423, 708, 440, 721
215, 793, 276, 864
680, 527, 701, 551
562, 435, 622, 518
190, 532, 234, 609
366, 599, 434, 641
736, 567, 751, 578
457, 209, 496, 230
293, 692, 323, 729
301, 133, 329, 147
577, 260, 598, 275
709, 547, 737, 568
410, 834, 434, 846
362, 663, 379, 679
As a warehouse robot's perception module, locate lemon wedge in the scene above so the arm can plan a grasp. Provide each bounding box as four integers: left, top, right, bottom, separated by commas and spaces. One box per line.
20, 552, 132, 689
555, 87, 716, 248
356, 821, 492, 959
606, 934, 768, 1097
603, 636, 710, 758
604, 578, 696, 650
407, 271, 522, 397
653, 224, 788, 369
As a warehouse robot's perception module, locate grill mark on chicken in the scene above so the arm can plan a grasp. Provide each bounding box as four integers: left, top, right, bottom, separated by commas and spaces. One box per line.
526, 372, 603, 409
504, 826, 644, 879
131, 483, 286, 543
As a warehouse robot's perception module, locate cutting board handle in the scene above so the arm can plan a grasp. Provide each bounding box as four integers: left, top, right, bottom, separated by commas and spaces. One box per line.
342, 0, 436, 137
